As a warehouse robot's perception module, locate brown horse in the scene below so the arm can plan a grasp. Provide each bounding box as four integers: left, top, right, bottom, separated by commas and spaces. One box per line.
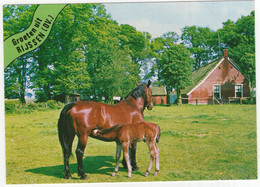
58, 81, 153, 179
92, 121, 160, 178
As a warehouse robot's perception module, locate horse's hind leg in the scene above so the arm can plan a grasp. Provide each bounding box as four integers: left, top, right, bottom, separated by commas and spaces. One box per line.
76, 135, 88, 179
112, 143, 122, 177
63, 132, 75, 179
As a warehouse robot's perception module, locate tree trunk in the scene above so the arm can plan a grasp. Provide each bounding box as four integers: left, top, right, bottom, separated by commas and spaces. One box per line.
19, 59, 27, 104
176, 89, 182, 106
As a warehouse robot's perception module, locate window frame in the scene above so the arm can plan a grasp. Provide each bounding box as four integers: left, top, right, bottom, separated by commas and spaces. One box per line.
213, 84, 221, 99
235, 84, 243, 98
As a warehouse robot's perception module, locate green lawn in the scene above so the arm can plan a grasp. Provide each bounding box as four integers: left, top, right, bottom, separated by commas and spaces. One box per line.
5, 105, 257, 184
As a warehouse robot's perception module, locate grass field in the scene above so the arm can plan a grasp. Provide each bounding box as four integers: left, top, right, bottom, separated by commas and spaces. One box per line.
5, 105, 257, 184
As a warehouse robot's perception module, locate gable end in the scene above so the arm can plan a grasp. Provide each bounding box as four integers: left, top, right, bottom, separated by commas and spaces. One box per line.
187, 58, 224, 95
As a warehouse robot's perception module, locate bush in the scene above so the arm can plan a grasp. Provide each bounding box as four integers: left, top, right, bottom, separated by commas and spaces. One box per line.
5, 100, 21, 113
242, 97, 256, 104
46, 100, 59, 109
5, 99, 63, 114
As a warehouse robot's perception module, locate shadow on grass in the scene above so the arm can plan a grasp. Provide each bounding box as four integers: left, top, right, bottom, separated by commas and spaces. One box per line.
25, 156, 117, 179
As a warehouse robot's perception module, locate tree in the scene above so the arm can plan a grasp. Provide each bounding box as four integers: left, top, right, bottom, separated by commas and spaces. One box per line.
4, 4, 146, 103
158, 44, 193, 105
4, 5, 37, 103
30, 4, 96, 101
181, 26, 217, 70
140, 31, 181, 84
217, 11, 255, 89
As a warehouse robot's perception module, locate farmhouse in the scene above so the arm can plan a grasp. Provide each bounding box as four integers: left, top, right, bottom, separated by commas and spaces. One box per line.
151, 87, 167, 105
181, 49, 250, 104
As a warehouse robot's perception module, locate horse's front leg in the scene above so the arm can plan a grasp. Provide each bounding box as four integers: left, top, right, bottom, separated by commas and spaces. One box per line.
76, 135, 88, 179
130, 142, 139, 171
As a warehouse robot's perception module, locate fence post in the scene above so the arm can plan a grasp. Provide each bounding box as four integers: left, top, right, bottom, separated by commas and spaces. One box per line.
196, 99, 198, 105
178, 96, 182, 105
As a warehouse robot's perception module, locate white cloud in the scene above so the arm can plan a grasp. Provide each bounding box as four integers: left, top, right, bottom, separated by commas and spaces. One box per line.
105, 1, 254, 38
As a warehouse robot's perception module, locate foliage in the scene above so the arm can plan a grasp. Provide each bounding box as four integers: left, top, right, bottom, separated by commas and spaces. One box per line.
5, 105, 257, 183
4, 4, 146, 102
46, 100, 59, 109
217, 11, 255, 88
4, 99, 63, 114
181, 26, 218, 70
3, 5, 255, 102
158, 44, 193, 104
5, 100, 21, 113
4, 5, 37, 103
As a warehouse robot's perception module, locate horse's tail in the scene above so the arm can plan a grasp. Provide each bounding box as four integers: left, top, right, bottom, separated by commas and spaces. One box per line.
156, 124, 161, 144
58, 102, 75, 157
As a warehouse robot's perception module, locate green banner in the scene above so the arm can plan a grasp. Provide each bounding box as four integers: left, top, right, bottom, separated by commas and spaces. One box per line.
4, 4, 67, 69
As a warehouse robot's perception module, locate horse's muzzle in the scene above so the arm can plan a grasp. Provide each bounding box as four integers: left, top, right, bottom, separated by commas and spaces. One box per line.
147, 103, 153, 110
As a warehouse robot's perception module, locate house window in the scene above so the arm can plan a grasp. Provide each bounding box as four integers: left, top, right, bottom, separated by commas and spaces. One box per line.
235, 84, 243, 97
213, 85, 221, 99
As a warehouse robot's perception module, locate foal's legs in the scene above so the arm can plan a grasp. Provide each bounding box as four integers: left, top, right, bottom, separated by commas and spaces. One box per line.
122, 142, 139, 170
154, 144, 160, 176
76, 135, 88, 179
122, 142, 132, 178
112, 143, 122, 177
145, 142, 158, 177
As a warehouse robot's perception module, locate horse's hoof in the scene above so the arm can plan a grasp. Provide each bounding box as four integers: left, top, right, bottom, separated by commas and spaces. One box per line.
132, 165, 140, 171
80, 176, 88, 180
154, 172, 158, 176
79, 174, 88, 180
64, 173, 72, 179
64, 176, 72, 179
144, 172, 149, 177
112, 172, 116, 177
128, 174, 132, 178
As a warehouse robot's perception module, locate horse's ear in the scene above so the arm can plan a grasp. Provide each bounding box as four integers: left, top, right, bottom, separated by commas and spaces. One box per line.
147, 80, 151, 87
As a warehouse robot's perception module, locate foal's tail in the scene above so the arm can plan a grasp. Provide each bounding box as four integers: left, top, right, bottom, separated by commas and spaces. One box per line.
156, 124, 161, 143
58, 102, 75, 156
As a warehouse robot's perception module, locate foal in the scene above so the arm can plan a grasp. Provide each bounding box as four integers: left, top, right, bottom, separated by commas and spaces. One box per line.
92, 121, 160, 178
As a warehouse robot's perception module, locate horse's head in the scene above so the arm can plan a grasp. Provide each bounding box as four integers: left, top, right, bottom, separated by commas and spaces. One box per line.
127, 80, 153, 110
144, 80, 153, 110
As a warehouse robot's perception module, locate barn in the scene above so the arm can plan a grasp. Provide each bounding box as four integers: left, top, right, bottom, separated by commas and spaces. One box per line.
181, 49, 250, 104
151, 87, 167, 105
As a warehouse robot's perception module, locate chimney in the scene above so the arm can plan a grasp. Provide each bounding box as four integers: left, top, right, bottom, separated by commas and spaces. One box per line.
223, 49, 228, 58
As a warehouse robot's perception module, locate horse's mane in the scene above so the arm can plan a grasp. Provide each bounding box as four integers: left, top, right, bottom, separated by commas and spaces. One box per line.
125, 84, 146, 100
100, 124, 124, 134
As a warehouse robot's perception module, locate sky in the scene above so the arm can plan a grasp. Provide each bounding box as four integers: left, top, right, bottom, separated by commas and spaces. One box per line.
104, 1, 255, 38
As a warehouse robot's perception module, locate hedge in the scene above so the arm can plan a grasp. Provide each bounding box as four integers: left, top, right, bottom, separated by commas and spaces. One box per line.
5, 100, 64, 114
